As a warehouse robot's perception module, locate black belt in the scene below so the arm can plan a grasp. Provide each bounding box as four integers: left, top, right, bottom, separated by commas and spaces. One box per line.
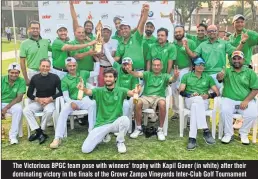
100, 65, 112, 68
53, 66, 68, 72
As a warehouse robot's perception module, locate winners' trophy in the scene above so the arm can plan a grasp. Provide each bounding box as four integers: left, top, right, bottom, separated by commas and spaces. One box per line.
77, 77, 84, 100
94, 20, 103, 53
133, 84, 141, 104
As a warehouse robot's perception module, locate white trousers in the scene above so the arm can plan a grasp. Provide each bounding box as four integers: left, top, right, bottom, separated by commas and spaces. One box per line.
54, 96, 96, 139
81, 116, 130, 153
2, 103, 23, 139
51, 68, 67, 80
123, 98, 133, 117
172, 67, 190, 113
220, 97, 257, 137
23, 102, 55, 131
185, 96, 209, 138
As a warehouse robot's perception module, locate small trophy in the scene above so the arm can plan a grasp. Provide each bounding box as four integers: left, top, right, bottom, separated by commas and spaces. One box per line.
77, 77, 84, 100
94, 20, 103, 53
133, 84, 141, 104
2, 127, 6, 139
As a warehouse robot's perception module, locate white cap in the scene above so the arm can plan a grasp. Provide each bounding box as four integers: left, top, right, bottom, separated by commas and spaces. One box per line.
56, 24, 68, 32
65, 57, 77, 65
122, 57, 133, 64
232, 14, 245, 23
103, 25, 112, 31
8, 63, 21, 71
120, 21, 131, 28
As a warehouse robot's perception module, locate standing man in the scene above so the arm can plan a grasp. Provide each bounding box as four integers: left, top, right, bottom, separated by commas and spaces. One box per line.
52, 24, 97, 79
171, 25, 196, 120
127, 59, 179, 141
20, 21, 51, 85
6, 27, 11, 42
1, 63, 26, 144
229, 14, 258, 68
179, 58, 219, 150
23, 59, 62, 144
184, 25, 248, 88
143, 21, 156, 64
80, 68, 138, 154
217, 51, 258, 145
112, 16, 123, 43
146, 27, 176, 74
50, 57, 99, 149
115, 4, 149, 71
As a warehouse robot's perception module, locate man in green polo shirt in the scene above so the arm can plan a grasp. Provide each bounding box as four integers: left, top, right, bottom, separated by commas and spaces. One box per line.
184, 24, 248, 88
50, 57, 99, 149
79, 68, 138, 154
217, 51, 258, 145
127, 58, 179, 141
146, 27, 176, 74
20, 21, 51, 86
52, 24, 97, 79
171, 25, 196, 120
179, 58, 219, 150
1, 63, 26, 144
143, 21, 156, 64
112, 16, 123, 43
115, 4, 149, 70
229, 14, 258, 67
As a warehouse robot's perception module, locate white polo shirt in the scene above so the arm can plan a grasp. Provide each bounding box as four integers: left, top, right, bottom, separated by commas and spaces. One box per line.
100, 38, 118, 67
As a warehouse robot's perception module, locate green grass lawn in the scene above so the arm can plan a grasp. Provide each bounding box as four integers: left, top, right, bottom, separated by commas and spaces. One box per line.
1, 58, 20, 76
2, 39, 21, 52
2, 111, 258, 160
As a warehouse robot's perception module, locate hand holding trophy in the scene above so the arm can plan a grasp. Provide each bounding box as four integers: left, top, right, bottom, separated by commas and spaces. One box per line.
77, 77, 84, 100
94, 20, 103, 53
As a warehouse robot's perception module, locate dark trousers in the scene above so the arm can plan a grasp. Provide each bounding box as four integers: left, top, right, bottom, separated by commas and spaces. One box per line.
7, 33, 11, 41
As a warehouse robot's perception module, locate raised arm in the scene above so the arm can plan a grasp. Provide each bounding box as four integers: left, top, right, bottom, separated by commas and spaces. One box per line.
183, 39, 198, 59
103, 43, 115, 66
125, 64, 143, 78
62, 40, 97, 51
69, 1, 79, 33
169, 65, 180, 83
137, 4, 149, 35
89, 60, 100, 77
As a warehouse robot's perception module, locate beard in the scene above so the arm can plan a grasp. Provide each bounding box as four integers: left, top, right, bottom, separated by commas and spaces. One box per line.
145, 30, 153, 36
41, 72, 49, 76
105, 81, 115, 87
175, 34, 184, 41
232, 62, 242, 69
122, 68, 128, 74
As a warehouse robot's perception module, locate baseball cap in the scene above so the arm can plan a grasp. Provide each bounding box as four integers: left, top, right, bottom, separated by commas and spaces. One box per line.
56, 24, 68, 32
65, 57, 77, 65
232, 51, 244, 59
232, 14, 245, 23
120, 21, 131, 28
8, 63, 21, 71
103, 25, 112, 31
146, 21, 155, 27
113, 16, 122, 23
122, 57, 133, 64
193, 57, 205, 65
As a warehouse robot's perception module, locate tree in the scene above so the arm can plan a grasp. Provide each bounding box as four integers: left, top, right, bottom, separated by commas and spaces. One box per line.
214, 0, 224, 25
246, 0, 257, 30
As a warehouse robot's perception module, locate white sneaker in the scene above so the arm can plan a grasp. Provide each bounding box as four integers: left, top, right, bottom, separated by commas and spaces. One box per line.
117, 142, 126, 153
46, 120, 54, 127
10, 138, 18, 145
130, 128, 143, 139
240, 135, 249, 145
157, 129, 166, 141
221, 135, 232, 144
103, 134, 111, 143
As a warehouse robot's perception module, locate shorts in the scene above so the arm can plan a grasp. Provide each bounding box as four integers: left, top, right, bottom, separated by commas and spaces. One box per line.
139, 95, 166, 110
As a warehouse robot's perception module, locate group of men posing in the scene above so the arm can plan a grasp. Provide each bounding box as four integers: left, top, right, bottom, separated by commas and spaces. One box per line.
2, 3, 258, 152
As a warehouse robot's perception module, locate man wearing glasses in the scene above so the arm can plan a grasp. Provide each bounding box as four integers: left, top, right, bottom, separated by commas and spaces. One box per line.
184, 25, 248, 88
20, 21, 52, 86
179, 58, 219, 150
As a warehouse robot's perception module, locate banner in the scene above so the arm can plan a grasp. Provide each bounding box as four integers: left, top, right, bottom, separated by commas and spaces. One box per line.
38, 1, 175, 43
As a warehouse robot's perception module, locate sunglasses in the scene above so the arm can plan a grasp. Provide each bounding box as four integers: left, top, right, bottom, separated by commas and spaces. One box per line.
207, 30, 217, 33
195, 63, 205, 66
198, 30, 205, 32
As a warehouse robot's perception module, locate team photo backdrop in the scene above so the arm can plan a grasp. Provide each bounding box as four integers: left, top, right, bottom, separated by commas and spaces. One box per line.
38, 1, 175, 43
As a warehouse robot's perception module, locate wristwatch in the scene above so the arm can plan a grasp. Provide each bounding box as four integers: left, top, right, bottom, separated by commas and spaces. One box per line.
241, 41, 246, 44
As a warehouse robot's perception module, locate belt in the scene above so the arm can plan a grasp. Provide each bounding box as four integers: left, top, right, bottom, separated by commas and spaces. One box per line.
53, 66, 68, 72
100, 65, 112, 68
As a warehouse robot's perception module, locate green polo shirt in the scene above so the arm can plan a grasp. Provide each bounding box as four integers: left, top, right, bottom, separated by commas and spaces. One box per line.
92, 86, 129, 127
70, 39, 94, 71
147, 42, 177, 73
222, 67, 258, 101
112, 31, 123, 43
113, 62, 139, 90
61, 71, 90, 100
1, 76, 26, 103
52, 38, 70, 69
143, 35, 157, 60
20, 37, 51, 70
173, 39, 196, 69
186, 33, 208, 47
142, 71, 170, 97
115, 30, 144, 69
194, 39, 235, 75
181, 72, 216, 95
87, 33, 95, 41
229, 28, 258, 65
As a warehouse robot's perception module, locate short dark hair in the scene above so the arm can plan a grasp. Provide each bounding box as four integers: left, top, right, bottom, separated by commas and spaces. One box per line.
198, 23, 207, 30
174, 24, 185, 31
103, 67, 118, 78
40, 58, 51, 66
84, 20, 94, 30
29, 21, 40, 28
157, 28, 168, 36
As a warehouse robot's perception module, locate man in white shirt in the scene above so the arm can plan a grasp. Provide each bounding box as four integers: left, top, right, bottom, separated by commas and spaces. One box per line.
6, 27, 11, 42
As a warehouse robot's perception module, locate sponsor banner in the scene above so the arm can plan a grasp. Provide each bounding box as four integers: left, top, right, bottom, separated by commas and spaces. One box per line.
38, 1, 175, 42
